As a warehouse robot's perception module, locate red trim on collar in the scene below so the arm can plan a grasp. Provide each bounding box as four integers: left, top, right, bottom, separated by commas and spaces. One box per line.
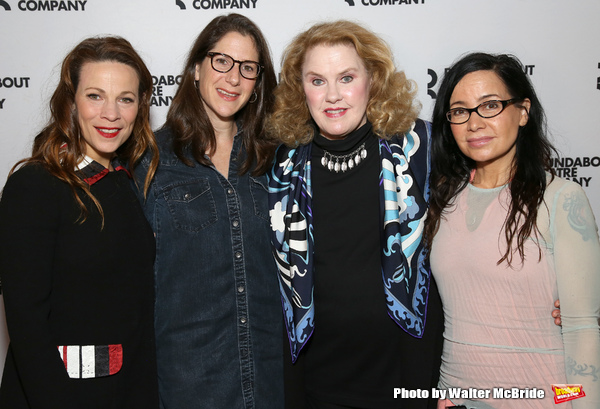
83, 168, 109, 186
114, 165, 132, 178
83, 166, 131, 186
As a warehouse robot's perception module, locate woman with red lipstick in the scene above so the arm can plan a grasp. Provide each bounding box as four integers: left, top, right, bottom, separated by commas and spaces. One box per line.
267, 21, 444, 408
426, 53, 600, 408
134, 14, 283, 409
0, 37, 160, 408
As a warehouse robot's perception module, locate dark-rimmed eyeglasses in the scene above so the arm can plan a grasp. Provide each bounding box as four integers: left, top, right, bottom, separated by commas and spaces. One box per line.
206, 52, 262, 80
446, 99, 522, 124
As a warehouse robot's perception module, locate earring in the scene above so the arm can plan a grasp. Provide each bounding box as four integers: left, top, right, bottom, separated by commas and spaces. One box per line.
248, 91, 257, 104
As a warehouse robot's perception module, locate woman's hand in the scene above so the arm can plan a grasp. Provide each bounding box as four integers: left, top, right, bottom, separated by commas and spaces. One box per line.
552, 299, 561, 326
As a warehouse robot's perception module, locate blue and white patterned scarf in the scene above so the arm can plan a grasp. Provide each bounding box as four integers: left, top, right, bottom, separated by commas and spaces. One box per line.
268, 120, 432, 362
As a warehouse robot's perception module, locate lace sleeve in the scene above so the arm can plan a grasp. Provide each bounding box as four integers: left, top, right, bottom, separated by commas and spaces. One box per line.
550, 179, 600, 408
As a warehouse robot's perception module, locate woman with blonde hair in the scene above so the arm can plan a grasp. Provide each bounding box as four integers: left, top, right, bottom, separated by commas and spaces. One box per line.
0, 36, 159, 408
268, 20, 443, 408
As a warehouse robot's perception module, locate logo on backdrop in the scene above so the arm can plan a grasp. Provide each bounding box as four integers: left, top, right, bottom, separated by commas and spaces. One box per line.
427, 68, 439, 99
2, 1, 88, 11
0, 77, 32, 110
552, 156, 598, 188
426, 64, 536, 99
151, 74, 183, 107
342, 0, 424, 6
174, 0, 258, 10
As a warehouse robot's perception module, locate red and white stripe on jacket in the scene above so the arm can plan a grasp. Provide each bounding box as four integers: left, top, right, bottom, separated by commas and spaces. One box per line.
57, 344, 123, 379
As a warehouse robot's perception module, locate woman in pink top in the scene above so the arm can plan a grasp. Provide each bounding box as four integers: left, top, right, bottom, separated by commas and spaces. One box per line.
425, 52, 600, 408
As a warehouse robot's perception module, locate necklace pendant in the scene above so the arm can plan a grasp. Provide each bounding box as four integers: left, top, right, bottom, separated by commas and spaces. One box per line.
320, 142, 366, 173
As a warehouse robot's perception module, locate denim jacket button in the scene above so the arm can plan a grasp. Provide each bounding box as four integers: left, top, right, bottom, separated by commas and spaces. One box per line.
232, 220, 239, 227
237, 286, 245, 293
235, 251, 242, 259
240, 317, 247, 324
227, 188, 233, 195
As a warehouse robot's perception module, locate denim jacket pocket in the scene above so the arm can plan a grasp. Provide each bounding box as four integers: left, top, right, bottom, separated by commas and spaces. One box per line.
249, 175, 269, 222
162, 178, 218, 232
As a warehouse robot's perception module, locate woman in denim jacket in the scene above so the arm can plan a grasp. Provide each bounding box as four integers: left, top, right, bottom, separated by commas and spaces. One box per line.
135, 14, 283, 409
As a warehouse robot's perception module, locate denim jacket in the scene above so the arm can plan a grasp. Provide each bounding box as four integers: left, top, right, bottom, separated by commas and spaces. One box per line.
135, 126, 283, 409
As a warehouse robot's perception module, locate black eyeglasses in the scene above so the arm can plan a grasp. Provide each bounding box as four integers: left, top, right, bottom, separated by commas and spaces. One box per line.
206, 52, 262, 80
446, 99, 522, 124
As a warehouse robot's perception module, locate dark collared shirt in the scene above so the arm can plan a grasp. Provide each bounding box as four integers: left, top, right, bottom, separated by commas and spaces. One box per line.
135, 126, 283, 409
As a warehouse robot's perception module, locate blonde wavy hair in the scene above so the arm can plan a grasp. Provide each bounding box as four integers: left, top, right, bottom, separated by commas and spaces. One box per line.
267, 20, 420, 147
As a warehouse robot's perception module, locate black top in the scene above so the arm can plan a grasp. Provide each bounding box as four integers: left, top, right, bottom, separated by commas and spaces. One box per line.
285, 123, 444, 409
0, 163, 159, 409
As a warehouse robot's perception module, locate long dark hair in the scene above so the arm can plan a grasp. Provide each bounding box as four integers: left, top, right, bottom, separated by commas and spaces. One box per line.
11, 36, 158, 222
164, 13, 278, 175
425, 52, 557, 266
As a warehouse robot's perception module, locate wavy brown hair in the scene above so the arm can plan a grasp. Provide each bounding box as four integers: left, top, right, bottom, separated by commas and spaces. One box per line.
10, 36, 158, 222
425, 52, 557, 266
267, 20, 420, 146
164, 13, 278, 175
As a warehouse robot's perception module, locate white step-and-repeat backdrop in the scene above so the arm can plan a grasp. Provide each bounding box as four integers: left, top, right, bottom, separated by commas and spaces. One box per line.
1, 0, 599, 374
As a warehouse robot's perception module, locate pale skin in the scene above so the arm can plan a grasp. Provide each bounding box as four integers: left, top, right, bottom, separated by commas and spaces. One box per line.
75, 61, 140, 170
194, 31, 259, 178
301, 43, 371, 140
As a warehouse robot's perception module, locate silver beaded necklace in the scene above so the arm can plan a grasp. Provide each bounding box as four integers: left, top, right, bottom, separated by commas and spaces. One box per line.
320, 142, 367, 173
